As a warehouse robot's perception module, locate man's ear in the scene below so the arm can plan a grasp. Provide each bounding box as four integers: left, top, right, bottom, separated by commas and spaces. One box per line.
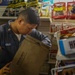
18, 18, 24, 25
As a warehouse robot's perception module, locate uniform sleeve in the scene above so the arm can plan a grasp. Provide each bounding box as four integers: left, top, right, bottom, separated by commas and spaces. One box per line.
29, 29, 52, 47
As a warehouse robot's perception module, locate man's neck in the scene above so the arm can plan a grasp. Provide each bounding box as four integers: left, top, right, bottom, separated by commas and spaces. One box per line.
10, 21, 19, 34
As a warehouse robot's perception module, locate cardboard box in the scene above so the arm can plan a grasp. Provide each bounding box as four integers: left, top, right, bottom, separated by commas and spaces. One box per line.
10, 35, 50, 75
59, 37, 75, 56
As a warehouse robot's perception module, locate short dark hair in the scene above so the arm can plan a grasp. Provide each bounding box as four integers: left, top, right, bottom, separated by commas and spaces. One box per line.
18, 7, 40, 26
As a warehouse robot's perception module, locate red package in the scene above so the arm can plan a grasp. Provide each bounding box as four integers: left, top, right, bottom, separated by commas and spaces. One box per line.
67, 1, 75, 19
60, 27, 75, 34
52, 2, 66, 19
50, 23, 57, 32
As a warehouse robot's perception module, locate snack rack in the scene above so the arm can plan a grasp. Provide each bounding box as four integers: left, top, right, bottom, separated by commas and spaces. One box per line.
51, 31, 75, 75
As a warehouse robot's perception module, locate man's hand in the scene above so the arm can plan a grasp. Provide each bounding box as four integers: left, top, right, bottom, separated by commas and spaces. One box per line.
0, 63, 11, 75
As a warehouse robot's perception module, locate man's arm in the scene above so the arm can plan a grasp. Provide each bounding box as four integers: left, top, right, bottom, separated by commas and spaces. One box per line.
29, 29, 52, 47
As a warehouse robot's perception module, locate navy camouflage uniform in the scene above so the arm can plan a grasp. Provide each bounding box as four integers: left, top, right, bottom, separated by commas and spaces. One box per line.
0, 21, 51, 69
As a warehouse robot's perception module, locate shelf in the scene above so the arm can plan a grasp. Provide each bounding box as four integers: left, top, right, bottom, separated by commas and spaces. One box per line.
40, 17, 50, 21
0, 17, 50, 20
0, 6, 50, 21
52, 19, 75, 23
0, 17, 17, 19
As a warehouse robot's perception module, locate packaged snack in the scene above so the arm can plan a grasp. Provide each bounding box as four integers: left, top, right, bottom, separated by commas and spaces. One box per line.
15, 0, 26, 16
40, 0, 50, 17
26, 0, 38, 7
67, 1, 75, 19
37, 2, 42, 16
50, 22, 63, 32
52, 2, 66, 19
2, 1, 15, 17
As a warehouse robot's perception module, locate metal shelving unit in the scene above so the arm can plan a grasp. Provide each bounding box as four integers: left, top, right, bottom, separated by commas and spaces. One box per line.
51, 27, 75, 75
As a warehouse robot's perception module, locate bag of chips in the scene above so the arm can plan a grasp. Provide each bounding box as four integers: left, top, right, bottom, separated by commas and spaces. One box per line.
52, 2, 66, 19
67, 1, 75, 19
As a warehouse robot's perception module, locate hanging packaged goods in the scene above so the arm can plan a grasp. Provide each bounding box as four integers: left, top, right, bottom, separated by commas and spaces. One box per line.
67, 1, 75, 19
26, 0, 38, 7
52, 2, 66, 19
37, 0, 50, 17
14, 0, 26, 16
2, 0, 38, 17
2, 0, 15, 16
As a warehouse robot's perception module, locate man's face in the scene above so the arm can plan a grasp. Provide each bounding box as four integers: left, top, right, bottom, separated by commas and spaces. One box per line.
17, 19, 37, 35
